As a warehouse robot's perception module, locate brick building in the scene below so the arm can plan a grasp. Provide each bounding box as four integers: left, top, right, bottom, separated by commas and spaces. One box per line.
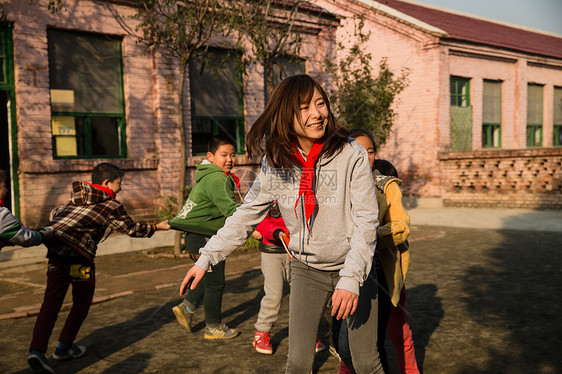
1, 0, 561, 228
315, 0, 562, 208
0, 0, 338, 226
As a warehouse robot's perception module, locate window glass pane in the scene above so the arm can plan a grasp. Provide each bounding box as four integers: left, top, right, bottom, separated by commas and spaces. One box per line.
189, 49, 242, 117
534, 127, 541, 145
483, 80, 501, 123
554, 126, 562, 146
215, 119, 239, 151
450, 77, 470, 107
271, 56, 306, 90
527, 84, 543, 124
191, 119, 213, 155
91, 117, 120, 156
554, 87, 562, 125
191, 118, 241, 155
527, 125, 542, 147
492, 125, 500, 147
52, 116, 86, 156
48, 30, 123, 114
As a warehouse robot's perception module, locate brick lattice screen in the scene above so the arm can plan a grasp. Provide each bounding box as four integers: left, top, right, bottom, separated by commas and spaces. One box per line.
439, 149, 562, 209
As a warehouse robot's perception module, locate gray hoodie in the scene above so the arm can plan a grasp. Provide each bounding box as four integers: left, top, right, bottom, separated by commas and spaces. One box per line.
0, 207, 42, 249
195, 140, 379, 295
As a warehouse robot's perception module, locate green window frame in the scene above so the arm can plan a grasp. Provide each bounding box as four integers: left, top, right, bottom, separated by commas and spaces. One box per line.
554, 87, 562, 146
482, 80, 502, 148
48, 29, 126, 159
0, 24, 19, 216
450, 76, 472, 151
526, 83, 543, 147
189, 48, 245, 156
450, 76, 470, 107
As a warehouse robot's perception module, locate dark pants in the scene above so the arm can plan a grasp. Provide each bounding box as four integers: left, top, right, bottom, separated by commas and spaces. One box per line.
290, 261, 384, 374
333, 266, 387, 374
377, 269, 392, 374
29, 258, 95, 354
184, 259, 226, 326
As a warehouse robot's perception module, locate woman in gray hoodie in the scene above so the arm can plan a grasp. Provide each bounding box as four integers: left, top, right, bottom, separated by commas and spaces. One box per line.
179, 74, 384, 374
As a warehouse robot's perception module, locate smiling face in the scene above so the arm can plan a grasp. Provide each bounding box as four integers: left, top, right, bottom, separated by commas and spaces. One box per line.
293, 88, 329, 153
207, 144, 236, 172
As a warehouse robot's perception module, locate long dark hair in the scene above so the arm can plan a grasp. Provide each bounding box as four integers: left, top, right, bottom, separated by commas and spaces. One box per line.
349, 128, 378, 155
246, 74, 350, 169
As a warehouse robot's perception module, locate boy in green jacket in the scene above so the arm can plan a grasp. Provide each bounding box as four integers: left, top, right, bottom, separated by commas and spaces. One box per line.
170, 135, 240, 339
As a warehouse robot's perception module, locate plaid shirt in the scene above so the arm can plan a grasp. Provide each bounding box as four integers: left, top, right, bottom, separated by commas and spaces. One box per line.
45, 181, 156, 261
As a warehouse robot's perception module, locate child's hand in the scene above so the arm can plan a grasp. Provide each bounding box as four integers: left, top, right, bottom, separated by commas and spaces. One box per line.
39, 227, 54, 241
180, 265, 206, 296
251, 230, 262, 240
156, 220, 171, 230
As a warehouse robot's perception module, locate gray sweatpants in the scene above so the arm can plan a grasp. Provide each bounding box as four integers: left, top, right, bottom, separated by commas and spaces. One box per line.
255, 252, 291, 332
286, 260, 383, 374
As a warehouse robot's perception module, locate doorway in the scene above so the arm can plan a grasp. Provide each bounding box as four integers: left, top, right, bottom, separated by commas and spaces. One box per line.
0, 89, 12, 211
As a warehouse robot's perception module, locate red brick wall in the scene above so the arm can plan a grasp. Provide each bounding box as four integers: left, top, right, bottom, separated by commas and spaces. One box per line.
4, 0, 338, 227
439, 148, 562, 208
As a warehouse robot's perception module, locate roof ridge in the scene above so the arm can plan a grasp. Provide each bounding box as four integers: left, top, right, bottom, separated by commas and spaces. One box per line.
395, 0, 562, 38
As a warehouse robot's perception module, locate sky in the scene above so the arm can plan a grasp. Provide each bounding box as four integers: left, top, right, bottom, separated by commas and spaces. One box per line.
412, 0, 562, 35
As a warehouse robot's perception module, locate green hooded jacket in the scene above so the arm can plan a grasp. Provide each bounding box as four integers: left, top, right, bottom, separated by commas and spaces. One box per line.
169, 161, 237, 240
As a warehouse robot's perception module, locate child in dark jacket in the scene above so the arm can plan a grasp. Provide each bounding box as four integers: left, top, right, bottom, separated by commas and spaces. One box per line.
0, 170, 44, 251
27, 162, 169, 374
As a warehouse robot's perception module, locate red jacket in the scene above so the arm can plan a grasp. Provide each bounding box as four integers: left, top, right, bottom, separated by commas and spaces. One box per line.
255, 214, 287, 246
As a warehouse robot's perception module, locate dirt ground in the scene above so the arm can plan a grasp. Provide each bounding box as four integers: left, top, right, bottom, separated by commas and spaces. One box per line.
0, 224, 561, 374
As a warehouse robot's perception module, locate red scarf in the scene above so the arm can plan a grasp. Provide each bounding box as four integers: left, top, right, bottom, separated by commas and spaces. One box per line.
85, 182, 115, 199
225, 172, 240, 190
291, 141, 323, 232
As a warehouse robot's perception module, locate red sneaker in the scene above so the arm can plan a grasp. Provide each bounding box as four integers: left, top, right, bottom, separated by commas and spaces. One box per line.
253, 331, 273, 355
315, 337, 327, 353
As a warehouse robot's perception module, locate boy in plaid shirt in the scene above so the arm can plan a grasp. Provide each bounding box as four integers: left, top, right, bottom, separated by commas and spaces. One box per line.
27, 162, 170, 374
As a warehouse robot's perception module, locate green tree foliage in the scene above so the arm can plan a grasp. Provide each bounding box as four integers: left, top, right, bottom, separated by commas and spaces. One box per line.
326, 16, 409, 145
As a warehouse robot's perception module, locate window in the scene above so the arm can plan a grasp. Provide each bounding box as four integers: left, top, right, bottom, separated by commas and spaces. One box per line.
450, 76, 472, 151
482, 80, 501, 148
554, 87, 562, 146
0, 31, 6, 84
450, 76, 470, 107
189, 49, 244, 155
527, 83, 543, 147
265, 55, 306, 100
48, 30, 125, 158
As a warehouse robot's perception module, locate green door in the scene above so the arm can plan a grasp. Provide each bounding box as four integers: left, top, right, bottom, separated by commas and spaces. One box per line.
0, 24, 19, 216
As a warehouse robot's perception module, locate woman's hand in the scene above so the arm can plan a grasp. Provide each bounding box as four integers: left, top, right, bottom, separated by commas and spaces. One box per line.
331, 289, 358, 320
179, 265, 206, 296
156, 220, 171, 230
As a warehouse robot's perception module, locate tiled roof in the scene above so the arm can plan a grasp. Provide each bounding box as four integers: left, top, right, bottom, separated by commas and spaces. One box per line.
376, 0, 562, 60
